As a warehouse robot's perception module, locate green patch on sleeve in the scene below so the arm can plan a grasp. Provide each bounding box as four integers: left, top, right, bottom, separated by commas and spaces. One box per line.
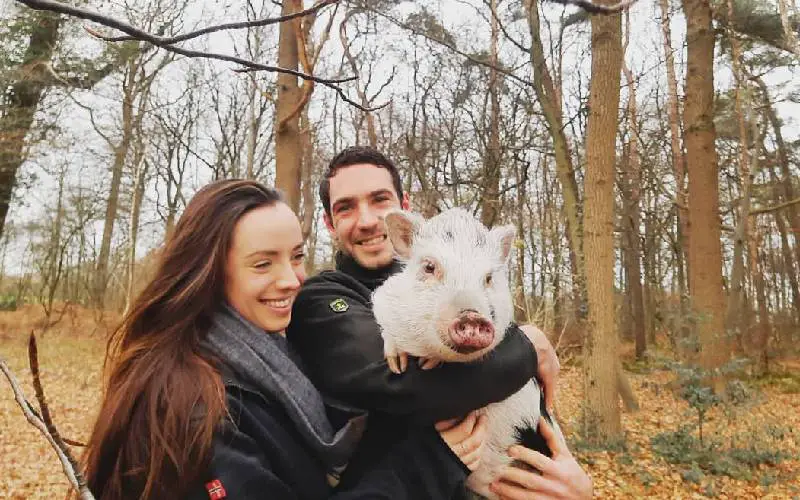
329, 297, 349, 313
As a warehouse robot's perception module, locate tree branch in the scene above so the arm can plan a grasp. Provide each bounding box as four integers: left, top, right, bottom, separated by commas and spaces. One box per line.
750, 196, 800, 215
28, 332, 85, 447
546, 0, 639, 14
97, 0, 340, 44
0, 355, 94, 500
13, 0, 382, 111
363, 7, 536, 89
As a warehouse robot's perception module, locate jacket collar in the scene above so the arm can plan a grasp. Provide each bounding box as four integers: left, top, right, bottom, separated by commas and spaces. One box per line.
334, 251, 404, 291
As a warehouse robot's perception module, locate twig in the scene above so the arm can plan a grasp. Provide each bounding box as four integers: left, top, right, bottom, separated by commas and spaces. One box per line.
28, 332, 85, 451
97, 0, 340, 44
0, 356, 95, 500
13, 0, 382, 111
749, 196, 800, 215
64, 437, 87, 447
365, 7, 535, 89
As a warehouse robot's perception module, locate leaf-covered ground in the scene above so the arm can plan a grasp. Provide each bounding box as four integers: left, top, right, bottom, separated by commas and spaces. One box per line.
1, 306, 798, 499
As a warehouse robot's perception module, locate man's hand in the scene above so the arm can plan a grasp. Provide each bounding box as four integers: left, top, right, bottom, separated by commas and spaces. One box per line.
490, 418, 592, 500
519, 324, 560, 410
435, 410, 488, 471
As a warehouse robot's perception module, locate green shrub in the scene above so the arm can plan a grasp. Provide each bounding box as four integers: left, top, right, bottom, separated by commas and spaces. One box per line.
0, 294, 19, 311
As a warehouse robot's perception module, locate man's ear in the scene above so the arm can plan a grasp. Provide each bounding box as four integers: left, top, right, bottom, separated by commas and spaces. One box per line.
384, 209, 424, 259
490, 224, 517, 264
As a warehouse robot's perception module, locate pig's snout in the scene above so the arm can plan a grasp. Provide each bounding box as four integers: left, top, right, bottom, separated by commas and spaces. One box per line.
448, 311, 495, 353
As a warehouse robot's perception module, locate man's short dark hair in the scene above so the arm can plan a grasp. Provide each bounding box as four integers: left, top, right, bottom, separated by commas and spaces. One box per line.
319, 146, 404, 218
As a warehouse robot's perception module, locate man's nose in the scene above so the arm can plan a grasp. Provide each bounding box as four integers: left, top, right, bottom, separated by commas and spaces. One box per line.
356, 204, 379, 229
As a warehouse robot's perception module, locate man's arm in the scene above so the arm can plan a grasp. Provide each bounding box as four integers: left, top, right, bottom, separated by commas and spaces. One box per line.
287, 275, 537, 423
186, 396, 470, 500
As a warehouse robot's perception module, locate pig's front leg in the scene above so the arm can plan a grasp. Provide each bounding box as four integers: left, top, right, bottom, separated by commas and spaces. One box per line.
418, 357, 442, 370
381, 332, 442, 374
382, 334, 409, 374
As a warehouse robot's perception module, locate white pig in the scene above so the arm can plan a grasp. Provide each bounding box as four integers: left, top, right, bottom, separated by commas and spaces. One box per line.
371, 207, 564, 500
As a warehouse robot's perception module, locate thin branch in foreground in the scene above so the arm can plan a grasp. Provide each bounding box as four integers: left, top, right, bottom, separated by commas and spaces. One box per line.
13, 0, 384, 111
98, 0, 340, 44
28, 332, 85, 447
0, 356, 95, 500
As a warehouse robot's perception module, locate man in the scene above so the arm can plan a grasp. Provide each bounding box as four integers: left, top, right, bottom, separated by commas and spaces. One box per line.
287, 146, 591, 498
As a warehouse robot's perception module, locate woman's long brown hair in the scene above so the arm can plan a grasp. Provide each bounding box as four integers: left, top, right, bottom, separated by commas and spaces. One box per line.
82, 180, 284, 499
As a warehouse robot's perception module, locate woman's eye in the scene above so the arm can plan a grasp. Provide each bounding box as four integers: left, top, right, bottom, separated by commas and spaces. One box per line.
254, 261, 271, 269
293, 253, 306, 262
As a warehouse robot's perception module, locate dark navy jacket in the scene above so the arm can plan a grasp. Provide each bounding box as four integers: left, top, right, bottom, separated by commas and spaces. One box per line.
185, 374, 472, 500
286, 253, 537, 492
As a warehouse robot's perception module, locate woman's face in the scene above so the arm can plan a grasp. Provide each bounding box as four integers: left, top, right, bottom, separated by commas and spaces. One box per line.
224, 202, 306, 333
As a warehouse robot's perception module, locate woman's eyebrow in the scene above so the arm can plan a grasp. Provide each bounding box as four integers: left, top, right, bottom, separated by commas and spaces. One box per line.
244, 250, 279, 258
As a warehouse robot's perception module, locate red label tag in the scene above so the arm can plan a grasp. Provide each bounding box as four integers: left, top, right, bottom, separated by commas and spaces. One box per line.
205, 479, 227, 500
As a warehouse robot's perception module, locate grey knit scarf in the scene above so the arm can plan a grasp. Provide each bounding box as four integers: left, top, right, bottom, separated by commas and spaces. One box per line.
205, 304, 366, 471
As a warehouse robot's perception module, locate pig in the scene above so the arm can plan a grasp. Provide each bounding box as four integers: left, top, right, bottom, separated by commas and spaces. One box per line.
371, 207, 564, 500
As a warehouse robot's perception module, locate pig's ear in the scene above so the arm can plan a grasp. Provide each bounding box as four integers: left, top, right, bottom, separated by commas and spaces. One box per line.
490, 224, 517, 263
384, 210, 423, 259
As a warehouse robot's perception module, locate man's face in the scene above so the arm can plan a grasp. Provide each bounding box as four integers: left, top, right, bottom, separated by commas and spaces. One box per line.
325, 163, 409, 270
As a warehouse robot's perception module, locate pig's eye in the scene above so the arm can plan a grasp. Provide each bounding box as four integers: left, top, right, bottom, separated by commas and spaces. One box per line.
423, 261, 436, 275
484, 273, 493, 287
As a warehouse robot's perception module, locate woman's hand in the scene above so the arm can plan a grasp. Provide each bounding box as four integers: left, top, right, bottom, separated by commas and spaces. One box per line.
490, 418, 592, 500
435, 410, 488, 471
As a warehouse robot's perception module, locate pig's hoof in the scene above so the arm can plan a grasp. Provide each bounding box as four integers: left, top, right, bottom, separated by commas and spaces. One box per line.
386, 351, 408, 374
418, 357, 441, 370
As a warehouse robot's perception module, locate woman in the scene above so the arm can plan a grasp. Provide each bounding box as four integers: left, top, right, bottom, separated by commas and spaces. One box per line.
82, 179, 482, 499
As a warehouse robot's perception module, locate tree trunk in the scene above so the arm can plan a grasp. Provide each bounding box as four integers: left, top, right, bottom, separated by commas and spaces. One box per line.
724, 21, 754, 347
643, 187, 658, 345
749, 229, 771, 373
481, 0, 502, 229
622, 12, 646, 359
274, 0, 303, 212
340, 9, 378, 148
582, 3, 623, 445
756, 78, 800, 288
524, 0, 585, 315
766, 161, 800, 322
43, 168, 67, 319
659, 0, 691, 343
94, 63, 137, 308
682, 0, 728, 386
300, 106, 317, 275
246, 74, 259, 179
514, 161, 529, 322
0, 11, 62, 239
124, 149, 149, 314
618, 365, 640, 412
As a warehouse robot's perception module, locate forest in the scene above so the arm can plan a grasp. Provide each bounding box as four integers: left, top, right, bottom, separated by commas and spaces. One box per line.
0, 0, 799, 497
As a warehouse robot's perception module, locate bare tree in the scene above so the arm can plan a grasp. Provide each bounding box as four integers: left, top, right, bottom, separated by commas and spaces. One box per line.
0, 5, 133, 240
582, 0, 623, 444
683, 0, 728, 388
